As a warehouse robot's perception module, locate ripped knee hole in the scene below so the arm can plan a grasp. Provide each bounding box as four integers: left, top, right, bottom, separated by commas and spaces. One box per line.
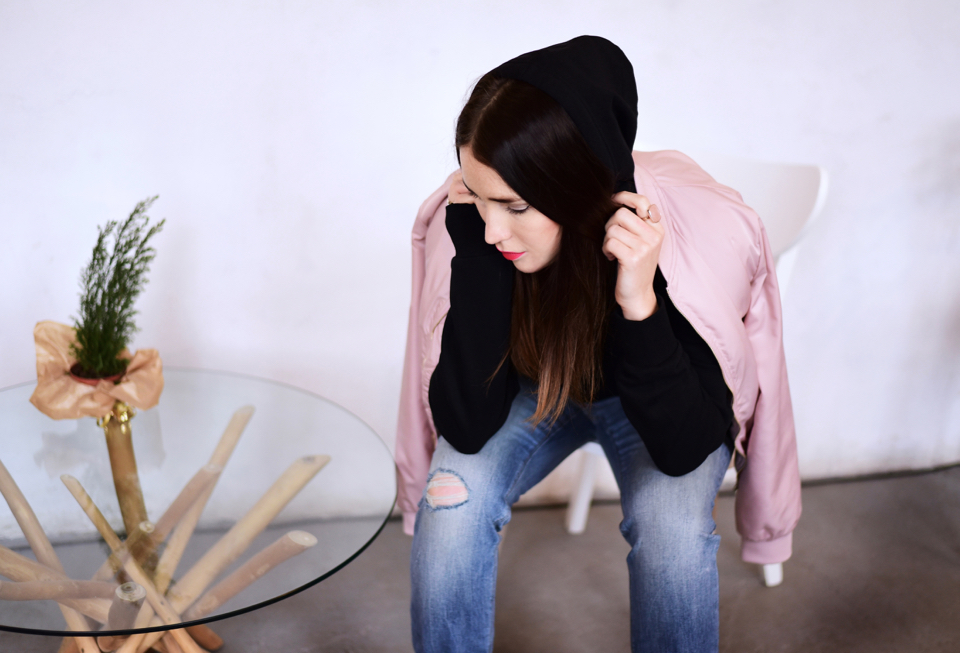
425, 470, 469, 508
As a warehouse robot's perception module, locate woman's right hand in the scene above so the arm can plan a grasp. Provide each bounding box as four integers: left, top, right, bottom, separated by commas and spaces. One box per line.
603, 192, 664, 321
448, 170, 475, 205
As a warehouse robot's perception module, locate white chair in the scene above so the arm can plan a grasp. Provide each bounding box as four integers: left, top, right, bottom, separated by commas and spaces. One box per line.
564, 151, 828, 588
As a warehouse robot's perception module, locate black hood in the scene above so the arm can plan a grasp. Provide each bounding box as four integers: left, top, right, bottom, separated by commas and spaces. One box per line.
491, 35, 639, 193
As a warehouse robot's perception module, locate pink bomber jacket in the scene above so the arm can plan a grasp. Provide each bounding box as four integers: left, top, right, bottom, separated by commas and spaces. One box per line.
395, 150, 802, 564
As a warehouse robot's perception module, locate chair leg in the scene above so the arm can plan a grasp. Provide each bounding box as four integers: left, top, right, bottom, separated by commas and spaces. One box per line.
565, 444, 603, 534
719, 466, 737, 492
762, 563, 783, 587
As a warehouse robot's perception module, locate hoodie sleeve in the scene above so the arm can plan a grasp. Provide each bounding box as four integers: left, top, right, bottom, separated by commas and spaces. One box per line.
611, 272, 734, 476
428, 203, 520, 454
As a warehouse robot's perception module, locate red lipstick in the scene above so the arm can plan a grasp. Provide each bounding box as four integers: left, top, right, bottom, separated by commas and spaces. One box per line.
500, 251, 524, 261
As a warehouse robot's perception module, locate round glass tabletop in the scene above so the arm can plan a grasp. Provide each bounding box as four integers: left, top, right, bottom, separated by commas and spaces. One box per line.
0, 368, 397, 637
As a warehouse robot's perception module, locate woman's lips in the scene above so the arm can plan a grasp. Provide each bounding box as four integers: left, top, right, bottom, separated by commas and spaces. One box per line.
501, 251, 524, 261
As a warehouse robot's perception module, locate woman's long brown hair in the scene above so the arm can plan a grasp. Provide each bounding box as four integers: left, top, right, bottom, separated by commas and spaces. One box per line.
455, 74, 621, 425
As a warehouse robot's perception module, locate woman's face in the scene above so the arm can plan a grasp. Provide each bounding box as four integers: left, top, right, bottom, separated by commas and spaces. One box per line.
459, 146, 562, 273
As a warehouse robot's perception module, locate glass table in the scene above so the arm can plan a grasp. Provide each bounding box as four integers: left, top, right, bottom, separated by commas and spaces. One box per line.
0, 368, 397, 640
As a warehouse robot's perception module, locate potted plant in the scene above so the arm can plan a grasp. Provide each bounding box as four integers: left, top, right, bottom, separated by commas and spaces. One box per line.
69, 197, 164, 383
30, 197, 165, 541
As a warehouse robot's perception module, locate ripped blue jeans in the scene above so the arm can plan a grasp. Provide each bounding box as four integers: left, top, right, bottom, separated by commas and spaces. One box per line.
410, 384, 731, 653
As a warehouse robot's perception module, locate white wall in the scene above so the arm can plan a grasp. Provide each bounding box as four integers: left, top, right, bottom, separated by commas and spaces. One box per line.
2, 0, 958, 481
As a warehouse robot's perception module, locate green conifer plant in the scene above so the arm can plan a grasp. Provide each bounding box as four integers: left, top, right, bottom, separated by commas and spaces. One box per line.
71, 196, 165, 379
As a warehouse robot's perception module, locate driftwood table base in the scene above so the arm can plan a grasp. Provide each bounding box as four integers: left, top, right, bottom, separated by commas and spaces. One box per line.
0, 405, 333, 653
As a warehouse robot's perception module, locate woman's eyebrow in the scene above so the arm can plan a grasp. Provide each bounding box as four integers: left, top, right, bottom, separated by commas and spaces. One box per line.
461, 179, 523, 204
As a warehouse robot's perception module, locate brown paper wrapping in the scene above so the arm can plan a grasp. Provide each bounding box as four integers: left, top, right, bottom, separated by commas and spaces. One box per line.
28, 321, 163, 420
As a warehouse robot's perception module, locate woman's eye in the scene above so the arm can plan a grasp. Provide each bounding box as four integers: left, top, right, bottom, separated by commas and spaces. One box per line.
505, 205, 529, 215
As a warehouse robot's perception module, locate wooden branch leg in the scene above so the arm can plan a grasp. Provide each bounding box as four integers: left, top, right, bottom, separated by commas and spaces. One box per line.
98, 636, 126, 652
96, 582, 147, 651
126, 520, 160, 576
161, 634, 185, 653
153, 637, 186, 653
184, 531, 317, 620
92, 465, 221, 584
0, 546, 111, 622
152, 465, 222, 542
60, 475, 207, 653
153, 407, 254, 594
108, 623, 220, 653
0, 579, 117, 601
167, 455, 329, 611
0, 575, 110, 653
57, 638, 80, 653
109, 581, 147, 627
67, 406, 250, 653
116, 633, 147, 653
208, 406, 256, 468
116, 408, 254, 653
134, 454, 330, 652
111, 465, 222, 579
115, 628, 209, 653
185, 625, 223, 651
102, 401, 149, 539
0, 459, 100, 653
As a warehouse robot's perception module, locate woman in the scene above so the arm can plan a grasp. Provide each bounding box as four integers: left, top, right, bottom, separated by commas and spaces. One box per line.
395, 36, 801, 653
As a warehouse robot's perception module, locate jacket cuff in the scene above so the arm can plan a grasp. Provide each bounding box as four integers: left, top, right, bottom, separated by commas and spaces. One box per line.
740, 532, 792, 564
403, 511, 417, 536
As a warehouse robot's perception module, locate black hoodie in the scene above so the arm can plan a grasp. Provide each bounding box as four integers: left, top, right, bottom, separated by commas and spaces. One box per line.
428, 36, 733, 476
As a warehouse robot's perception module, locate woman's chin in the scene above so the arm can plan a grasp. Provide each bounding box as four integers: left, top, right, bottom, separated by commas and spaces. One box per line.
513, 258, 548, 274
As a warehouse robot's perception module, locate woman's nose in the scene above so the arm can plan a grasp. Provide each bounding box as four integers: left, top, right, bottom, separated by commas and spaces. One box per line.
484, 211, 510, 245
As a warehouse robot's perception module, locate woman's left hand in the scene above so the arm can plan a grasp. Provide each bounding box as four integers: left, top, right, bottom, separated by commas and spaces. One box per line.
602, 192, 665, 321
447, 170, 475, 205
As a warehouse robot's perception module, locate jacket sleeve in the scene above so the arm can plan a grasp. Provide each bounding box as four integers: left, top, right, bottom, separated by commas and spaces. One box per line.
735, 221, 802, 564
428, 203, 519, 454
395, 180, 452, 536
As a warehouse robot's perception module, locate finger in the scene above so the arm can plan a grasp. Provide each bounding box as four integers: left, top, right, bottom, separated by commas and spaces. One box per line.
602, 235, 636, 265
601, 229, 627, 261
600, 240, 616, 261
612, 191, 652, 217
610, 205, 664, 236
604, 228, 653, 269
605, 207, 642, 231
605, 222, 663, 267
612, 192, 660, 223
604, 223, 643, 252
448, 171, 474, 204
606, 208, 657, 239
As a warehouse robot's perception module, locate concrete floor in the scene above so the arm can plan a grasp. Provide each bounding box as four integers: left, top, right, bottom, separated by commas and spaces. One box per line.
3, 466, 960, 652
